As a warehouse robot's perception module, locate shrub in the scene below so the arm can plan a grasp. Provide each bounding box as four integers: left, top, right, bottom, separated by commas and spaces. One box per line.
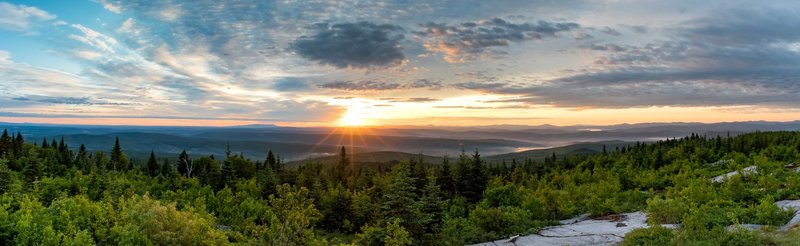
620, 226, 675, 246
647, 197, 689, 224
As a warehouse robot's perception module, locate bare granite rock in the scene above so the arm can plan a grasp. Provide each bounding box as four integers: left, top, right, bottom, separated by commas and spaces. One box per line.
470, 212, 648, 246
710, 166, 757, 183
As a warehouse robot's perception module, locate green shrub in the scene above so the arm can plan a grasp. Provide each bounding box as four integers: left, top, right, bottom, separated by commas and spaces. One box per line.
620, 226, 674, 246
647, 197, 689, 224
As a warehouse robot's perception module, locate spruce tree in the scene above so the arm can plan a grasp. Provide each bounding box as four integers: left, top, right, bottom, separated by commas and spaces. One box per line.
435, 156, 455, 197
160, 158, 174, 178
110, 137, 123, 171
23, 158, 42, 186
335, 146, 350, 184
147, 151, 160, 177
418, 176, 445, 244
266, 150, 281, 173
76, 144, 89, 171
58, 137, 72, 168
177, 150, 193, 178
13, 132, 23, 156
41, 138, 49, 148
0, 129, 10, 155
258, 166, 278, 199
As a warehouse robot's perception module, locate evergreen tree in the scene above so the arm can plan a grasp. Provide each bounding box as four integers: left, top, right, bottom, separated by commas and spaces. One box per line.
453, 150, 470, 199
436, 156, 455, 197
334, 146, 350, 184
418, 176, 445, 244
75, 144, 90, 171
110, 137, 125, 171
23, 157, 42, 186
13, 132, 23, 155
458, 150, 487, 203
258, 166, 278, 199
177, 150, 193, 178
0, 159, 11, 194
0, 129, 10, 156
266, 150, 278, 170
408, 158, 428, 196
57, 137, 72, 168
41, 138, 49, 149
221, 159, 235, 188
160, 158, 175, 178
381, 164, 420, 235
146, 151, 160, 177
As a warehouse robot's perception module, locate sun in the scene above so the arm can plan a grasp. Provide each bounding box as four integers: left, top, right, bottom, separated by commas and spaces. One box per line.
337, 106, 369, 126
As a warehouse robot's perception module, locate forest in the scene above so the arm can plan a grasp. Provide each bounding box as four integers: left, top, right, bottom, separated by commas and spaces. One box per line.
1, 129, 800, 245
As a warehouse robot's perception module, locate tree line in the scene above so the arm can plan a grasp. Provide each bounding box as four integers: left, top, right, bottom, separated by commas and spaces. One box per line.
0, 129, 800, 245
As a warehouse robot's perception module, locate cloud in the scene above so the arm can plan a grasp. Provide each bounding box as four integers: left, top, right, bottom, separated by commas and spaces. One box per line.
454, 81, 513, 90
33, 96, 91, 105
0, 50, 9, 62
260, 100, 345, 122
98, 0, 122, 14
404, 79, 443, 90
292, 21, 406, 69
582, 43, 627, 52
455, 10, 800, 108
318, 79, 442, 91
318, 80, 401, 91
624, 25, 648, 34
68, 24, 118, 53
600, 27, 622, 36
272, 77, 311, 91
455, 8, 800, 108
0, 2, 56, 31
378, 97, 440, 103
415, 17, 579, 62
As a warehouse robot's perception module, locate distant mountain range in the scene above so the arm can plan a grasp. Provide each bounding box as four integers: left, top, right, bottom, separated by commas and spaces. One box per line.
1, 120, 798, 163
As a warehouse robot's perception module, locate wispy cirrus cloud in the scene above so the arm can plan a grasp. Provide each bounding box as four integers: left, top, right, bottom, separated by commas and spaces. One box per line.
0, 2, 56, 32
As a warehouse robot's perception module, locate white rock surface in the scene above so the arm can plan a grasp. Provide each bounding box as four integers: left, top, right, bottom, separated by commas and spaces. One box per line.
472, 200, 800, 246
470, 212, 649, 246
711, 166, 757, 183
777, 199, 800, 231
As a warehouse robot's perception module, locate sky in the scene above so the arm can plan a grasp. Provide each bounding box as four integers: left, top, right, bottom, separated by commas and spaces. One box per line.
1, 0, 799, 127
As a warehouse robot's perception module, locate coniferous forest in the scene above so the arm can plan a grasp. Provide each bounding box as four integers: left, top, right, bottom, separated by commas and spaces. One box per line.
1, 129, 800, 245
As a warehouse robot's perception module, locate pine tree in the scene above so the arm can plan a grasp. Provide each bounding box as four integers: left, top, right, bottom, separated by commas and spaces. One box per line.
41, 138, 49, 149
418, 176, 445, 244
177, 150, 193, 178
58, 137, 72, 168
382, 165, 418, 223
408, 158, 428, 196
258, 167, 278, 199
58, 137, 66, 152
147, 151, 160, 177
13, 132, 24, 156
23, 158, 42, 186
110, 137, 124, 171
335, 146, 350, 184
160, 158, 175, 178
436, 156, 455, 197
266, 150, 276, 169
221, 159, 235, 188
458, 149, 486, 203
76, 144, 89, 171
0, 129, 10, 156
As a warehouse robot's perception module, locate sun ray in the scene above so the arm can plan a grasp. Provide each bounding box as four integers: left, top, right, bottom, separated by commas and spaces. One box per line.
305, 127, 341, 158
